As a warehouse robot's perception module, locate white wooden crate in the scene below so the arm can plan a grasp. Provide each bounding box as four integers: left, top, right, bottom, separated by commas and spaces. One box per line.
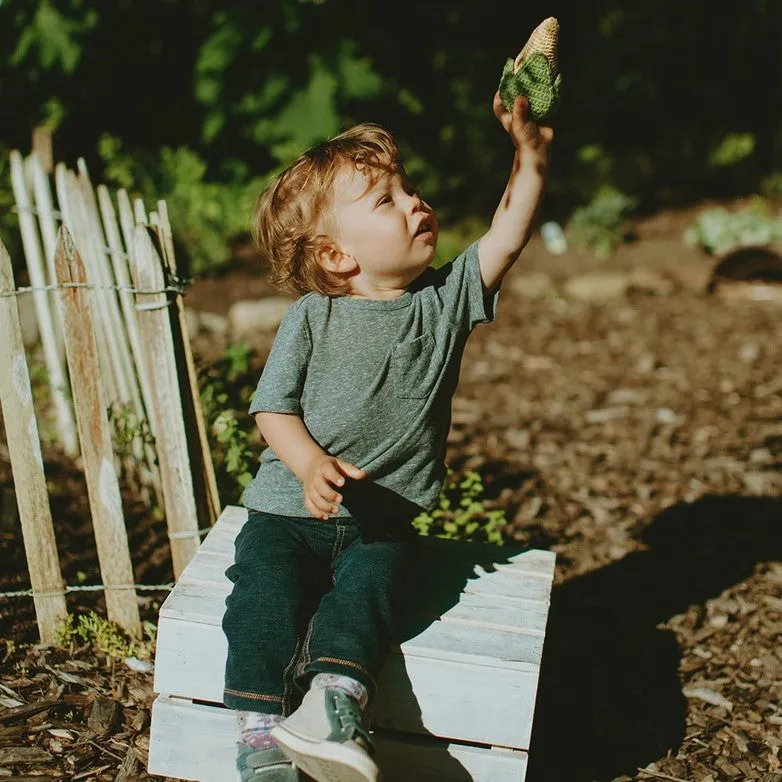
148, 505, 555, 781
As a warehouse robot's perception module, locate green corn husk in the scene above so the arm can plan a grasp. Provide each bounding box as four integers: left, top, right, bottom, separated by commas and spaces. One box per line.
498, 16, 562, 123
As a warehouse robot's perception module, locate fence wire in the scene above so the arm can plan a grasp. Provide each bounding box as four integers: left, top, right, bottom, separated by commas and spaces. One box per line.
0, 582, 175, 598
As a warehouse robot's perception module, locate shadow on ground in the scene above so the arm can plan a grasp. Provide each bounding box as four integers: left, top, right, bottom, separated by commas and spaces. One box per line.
527, 494, 782, 782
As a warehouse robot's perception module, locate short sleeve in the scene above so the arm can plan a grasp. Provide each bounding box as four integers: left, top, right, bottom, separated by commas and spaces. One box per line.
426, 239, 501, 331
248, 299, 312, 416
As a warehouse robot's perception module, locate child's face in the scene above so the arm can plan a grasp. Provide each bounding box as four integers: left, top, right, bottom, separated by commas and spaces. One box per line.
327, 163, 439, 291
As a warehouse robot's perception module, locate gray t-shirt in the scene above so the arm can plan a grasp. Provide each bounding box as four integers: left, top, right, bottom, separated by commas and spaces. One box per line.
241, 240, 500, 520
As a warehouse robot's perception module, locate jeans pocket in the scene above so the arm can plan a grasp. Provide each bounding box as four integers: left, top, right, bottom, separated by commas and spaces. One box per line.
390, 333, 436, 399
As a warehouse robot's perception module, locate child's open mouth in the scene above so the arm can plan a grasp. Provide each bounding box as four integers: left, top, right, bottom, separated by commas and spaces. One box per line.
414, 219, 433, 238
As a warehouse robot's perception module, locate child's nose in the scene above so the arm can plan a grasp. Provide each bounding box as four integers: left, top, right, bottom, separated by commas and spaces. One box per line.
406, 192, 423, 212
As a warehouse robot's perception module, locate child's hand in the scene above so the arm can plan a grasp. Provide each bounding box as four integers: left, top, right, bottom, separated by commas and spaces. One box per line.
302, 454, 366, 520
493, 91, 554, 171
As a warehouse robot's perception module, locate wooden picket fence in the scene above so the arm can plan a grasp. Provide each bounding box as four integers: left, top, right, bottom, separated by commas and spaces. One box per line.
0, 132, 221, 644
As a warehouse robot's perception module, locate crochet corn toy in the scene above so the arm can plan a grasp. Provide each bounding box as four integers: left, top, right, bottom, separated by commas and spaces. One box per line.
498, 16, 561, 123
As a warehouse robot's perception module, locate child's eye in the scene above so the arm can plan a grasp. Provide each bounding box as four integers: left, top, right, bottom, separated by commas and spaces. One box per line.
377, 195, 391, 206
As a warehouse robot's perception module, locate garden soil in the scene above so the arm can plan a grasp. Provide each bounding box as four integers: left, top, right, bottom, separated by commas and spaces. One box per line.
1, 198, 781, 781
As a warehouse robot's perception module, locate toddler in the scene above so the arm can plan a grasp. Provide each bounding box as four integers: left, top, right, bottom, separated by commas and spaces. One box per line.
222, 90, 553, 782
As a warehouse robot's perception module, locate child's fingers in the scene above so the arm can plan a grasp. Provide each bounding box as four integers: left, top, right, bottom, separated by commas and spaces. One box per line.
315, 475, 341, 504
513, 94, 529, 124
492, 91, 506, 119
322, 461, 348, 489
335, 459, 367, 480
304, 492, 331, 520
307, 487, 337, 519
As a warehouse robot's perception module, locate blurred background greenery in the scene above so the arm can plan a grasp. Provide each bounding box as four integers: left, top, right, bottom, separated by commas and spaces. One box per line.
2, 0, 781, 276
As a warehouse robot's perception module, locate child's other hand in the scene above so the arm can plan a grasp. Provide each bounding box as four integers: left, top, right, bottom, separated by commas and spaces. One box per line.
493, 91, 554, 170
302, 454, 366, 520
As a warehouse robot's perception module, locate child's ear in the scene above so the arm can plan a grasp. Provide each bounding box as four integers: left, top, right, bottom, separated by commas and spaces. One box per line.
317, 240, 358, 273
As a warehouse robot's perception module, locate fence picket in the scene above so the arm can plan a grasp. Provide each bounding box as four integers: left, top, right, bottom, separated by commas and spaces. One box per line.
9, 151, 78, 456
27, 153, 65, 359
0, 237, 67, 644
96, 185, 163, 504
31, 127, 53, 174
77, 159, 141, 411
130, 225, 200, 576
133, 197, 148, 227
53, 226, 141, 635
157, 200, 221, 526
8, 141, 223, 636
62, 167, 125, 409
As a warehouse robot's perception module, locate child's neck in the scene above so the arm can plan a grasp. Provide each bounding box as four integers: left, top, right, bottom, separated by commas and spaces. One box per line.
346, 278, 409, 300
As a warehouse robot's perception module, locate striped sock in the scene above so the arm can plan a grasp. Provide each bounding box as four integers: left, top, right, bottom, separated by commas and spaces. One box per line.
310, 673, 369, 710
237, 710, 284, 750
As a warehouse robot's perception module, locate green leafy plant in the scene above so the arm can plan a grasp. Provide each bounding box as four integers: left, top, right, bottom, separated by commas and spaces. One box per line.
683, 198, 782, 255
566, 186, 638, 258
54, 611, 157, 661
107, 402, 156, 461
199, 341, 258, 504
212, 409, 254, 490
413, 469, 507, 545
97, 135, 265, 276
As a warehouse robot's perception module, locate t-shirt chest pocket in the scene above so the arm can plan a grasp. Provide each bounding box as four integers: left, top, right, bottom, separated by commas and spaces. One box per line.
390, 333, 437, 399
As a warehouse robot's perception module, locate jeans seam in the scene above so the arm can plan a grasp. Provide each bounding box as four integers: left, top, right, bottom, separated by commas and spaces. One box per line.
331, 524, 347, 561
296, 612, 317, 694
281, 635, 303, 716
224, 688, 284, 705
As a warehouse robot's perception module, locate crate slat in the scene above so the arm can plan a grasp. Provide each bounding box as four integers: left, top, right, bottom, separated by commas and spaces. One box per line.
148, 695, 528, 782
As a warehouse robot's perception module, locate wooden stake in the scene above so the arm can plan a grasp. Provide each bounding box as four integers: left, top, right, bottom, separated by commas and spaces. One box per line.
130, 225, 200, 576
31, 127, 53, 174
157, 199, 221, 526
0, 237, 67, 643
59, 167, 123, 408
96, 185, 163, 505
10, 151, 78, 456
53, 226, 140, 635
27, 154, 65, 360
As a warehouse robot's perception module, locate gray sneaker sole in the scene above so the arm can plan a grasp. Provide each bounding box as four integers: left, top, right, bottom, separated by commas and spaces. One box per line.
270, 725, 379, 782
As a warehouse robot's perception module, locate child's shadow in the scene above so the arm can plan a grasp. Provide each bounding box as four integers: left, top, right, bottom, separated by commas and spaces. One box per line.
527, 494, 782, 782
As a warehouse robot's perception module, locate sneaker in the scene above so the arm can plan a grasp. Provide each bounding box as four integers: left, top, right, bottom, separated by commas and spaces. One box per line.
271, 687, 380, 782
236, 742, 300, 781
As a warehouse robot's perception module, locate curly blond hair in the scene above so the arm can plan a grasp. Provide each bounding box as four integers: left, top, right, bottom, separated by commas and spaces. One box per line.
253, 122, 401, 297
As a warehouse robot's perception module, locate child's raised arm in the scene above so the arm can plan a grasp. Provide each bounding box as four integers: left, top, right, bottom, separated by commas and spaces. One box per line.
255, 411, 366, 520
478, 93, 554, 293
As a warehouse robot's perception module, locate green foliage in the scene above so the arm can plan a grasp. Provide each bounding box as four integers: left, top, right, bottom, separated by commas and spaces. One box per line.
683, 198, 782, 255
194, 12, 384, 164
565, 186, 638, 258
199, 341, 258, 504
10, 1, 96, 74
413, 469, 507, 545
0, 146, 20, 259
107, 402, 155, 461
4, 0, 782, 257
761, 173, 782, 200
54, 611, 156, 660
432, 218, 490, 269
709, 133, 756, 169
97, 135, 266, 275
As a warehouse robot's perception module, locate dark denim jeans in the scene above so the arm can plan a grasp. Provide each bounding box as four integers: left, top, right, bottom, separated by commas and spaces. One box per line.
222, 509, 416, 715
